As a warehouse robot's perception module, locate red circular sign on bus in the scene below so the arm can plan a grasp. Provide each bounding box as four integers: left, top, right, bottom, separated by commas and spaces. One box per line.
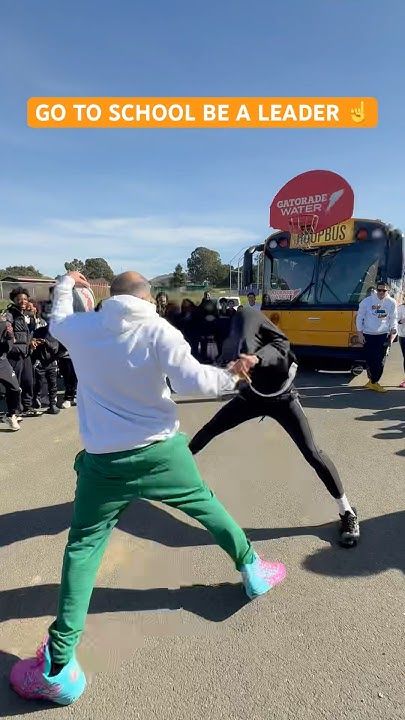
270, 170, 354, 232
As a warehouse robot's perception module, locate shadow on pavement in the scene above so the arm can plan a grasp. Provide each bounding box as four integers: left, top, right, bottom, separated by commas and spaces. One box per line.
0, 650, 55, 717
355, 407, 405, 443
0, 581, 248, 626
299, 386, 404, 413
0, 497, 323, 550
299, 386, 405, 446
300, 510, 404, 577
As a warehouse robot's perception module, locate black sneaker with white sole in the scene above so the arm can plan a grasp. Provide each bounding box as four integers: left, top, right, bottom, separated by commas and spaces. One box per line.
339, 507, 360, 547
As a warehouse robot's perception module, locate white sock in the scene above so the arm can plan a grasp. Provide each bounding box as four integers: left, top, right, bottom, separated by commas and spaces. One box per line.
336, 494, 354, 516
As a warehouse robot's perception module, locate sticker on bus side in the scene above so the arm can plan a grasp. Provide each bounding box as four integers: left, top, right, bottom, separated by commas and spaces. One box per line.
290, 218, 354, 249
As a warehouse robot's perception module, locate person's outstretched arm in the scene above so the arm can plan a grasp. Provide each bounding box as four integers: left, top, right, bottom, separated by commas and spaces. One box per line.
49, 272, 89, 346
155, 322, 238, 396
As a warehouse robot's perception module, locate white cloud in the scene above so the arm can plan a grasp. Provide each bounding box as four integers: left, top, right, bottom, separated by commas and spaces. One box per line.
0, 216, 257, 278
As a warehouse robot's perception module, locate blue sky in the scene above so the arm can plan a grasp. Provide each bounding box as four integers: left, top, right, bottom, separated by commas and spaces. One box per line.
1, 0, 404, 279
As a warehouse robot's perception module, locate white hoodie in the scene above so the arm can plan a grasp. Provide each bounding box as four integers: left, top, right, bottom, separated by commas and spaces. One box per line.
50, 276, 236, 454
356, 294, 397, 335
397, 304, 405, 338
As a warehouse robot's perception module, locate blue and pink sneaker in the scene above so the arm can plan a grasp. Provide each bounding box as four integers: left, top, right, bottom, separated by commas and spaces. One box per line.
241, 552, 287, 599
10, 638, 86, 705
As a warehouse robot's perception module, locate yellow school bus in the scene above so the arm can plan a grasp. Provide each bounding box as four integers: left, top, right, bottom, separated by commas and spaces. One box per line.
242, 218, 404, 372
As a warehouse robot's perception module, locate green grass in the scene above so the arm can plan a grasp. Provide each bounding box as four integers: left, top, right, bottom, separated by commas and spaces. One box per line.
0, 299, 8, 312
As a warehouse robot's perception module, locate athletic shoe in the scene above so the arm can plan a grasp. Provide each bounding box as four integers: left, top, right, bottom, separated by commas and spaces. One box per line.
21, 408, 41, 417
32, 398, 42, 410
339, 508, 360, 548
399, 379, 405, 388
61, 400, 72, 409
363, 381, 373, 389
4, 415, 20, 431
240, 552, 287, 599
370, 382, 387, 393
47, 405, 61, 415
10, 638, 86, 706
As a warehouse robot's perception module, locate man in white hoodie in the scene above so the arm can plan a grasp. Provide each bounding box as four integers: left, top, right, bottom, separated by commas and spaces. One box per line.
356, 280, 398, 392
10, 270, 286, 707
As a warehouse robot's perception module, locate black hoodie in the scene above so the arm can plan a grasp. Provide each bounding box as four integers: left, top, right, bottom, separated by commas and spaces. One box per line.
31, 325, 60, 367
226, 306, 297, 396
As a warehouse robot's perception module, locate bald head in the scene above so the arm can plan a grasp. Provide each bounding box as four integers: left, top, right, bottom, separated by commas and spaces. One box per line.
110, 272, 152, 300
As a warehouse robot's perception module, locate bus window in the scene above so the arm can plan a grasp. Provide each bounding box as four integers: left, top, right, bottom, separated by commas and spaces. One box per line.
263, 248, 317, 306
316, 238, 386, 305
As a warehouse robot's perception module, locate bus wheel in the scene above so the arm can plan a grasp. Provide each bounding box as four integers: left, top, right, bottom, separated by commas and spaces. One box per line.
351, 365, 364, 376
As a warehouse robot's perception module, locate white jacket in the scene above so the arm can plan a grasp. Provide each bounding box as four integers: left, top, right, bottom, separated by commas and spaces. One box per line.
397, 304, 405, 338
50, 276, 236, 454
356, 294, 398, 335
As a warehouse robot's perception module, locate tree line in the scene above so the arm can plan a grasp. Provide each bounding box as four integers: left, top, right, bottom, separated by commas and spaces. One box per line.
0, 247, 233, 288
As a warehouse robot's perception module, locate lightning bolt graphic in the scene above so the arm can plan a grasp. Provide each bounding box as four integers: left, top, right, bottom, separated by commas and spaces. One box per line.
326, 189, 344, 212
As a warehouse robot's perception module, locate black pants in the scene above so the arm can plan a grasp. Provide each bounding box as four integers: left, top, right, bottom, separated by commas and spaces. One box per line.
364, 334, 389, 384
34, 363, 58, 407
0, 357, 21, 416
399, 337, 405, 373
8, 355, 34, 410
58, 357, 77, 400
189, 392, 344, 499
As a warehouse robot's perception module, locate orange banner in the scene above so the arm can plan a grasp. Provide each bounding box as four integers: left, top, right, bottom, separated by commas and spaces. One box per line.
27, 97, 378, 129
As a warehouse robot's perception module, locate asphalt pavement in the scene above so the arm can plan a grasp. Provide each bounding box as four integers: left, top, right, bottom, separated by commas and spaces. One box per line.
0, 346, 404, 719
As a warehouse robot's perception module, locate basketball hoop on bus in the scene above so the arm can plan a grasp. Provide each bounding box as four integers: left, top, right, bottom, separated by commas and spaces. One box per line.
289, 214, 319, 243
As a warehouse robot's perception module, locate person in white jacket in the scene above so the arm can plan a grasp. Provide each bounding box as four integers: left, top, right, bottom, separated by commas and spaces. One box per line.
356, 280, 398, 392
10, 270, 286, 707
397, 296, 405, 388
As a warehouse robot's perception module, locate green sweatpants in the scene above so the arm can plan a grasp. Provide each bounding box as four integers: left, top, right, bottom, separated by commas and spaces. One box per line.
49, 432, 254, 664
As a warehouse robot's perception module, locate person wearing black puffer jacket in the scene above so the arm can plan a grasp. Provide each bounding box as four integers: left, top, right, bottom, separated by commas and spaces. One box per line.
31, 325, 60, 414
189, 305, 360, 548
0, 318, 22, 430
5, 287, 38, 417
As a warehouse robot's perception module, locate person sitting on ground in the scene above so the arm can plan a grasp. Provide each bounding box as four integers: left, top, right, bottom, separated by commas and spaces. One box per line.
10, 270, 286, 706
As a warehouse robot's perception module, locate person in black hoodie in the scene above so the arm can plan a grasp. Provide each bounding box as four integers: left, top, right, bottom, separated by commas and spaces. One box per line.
31, 325, 60, 414
0, 318, 22, 430
5, 287, 38, 416
197, 298, 219, 363
189, 306, 360, 548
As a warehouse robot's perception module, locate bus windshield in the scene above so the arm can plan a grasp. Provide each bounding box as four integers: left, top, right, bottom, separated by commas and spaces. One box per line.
263, 237, 386, 307
316, 238, 386, 305
263, 248, 317, 306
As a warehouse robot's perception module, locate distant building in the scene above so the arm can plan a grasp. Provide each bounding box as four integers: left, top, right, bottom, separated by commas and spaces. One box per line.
0, 275, 55, 284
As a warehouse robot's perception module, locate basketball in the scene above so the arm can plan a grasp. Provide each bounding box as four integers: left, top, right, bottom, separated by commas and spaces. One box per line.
72, 285, 96, 312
